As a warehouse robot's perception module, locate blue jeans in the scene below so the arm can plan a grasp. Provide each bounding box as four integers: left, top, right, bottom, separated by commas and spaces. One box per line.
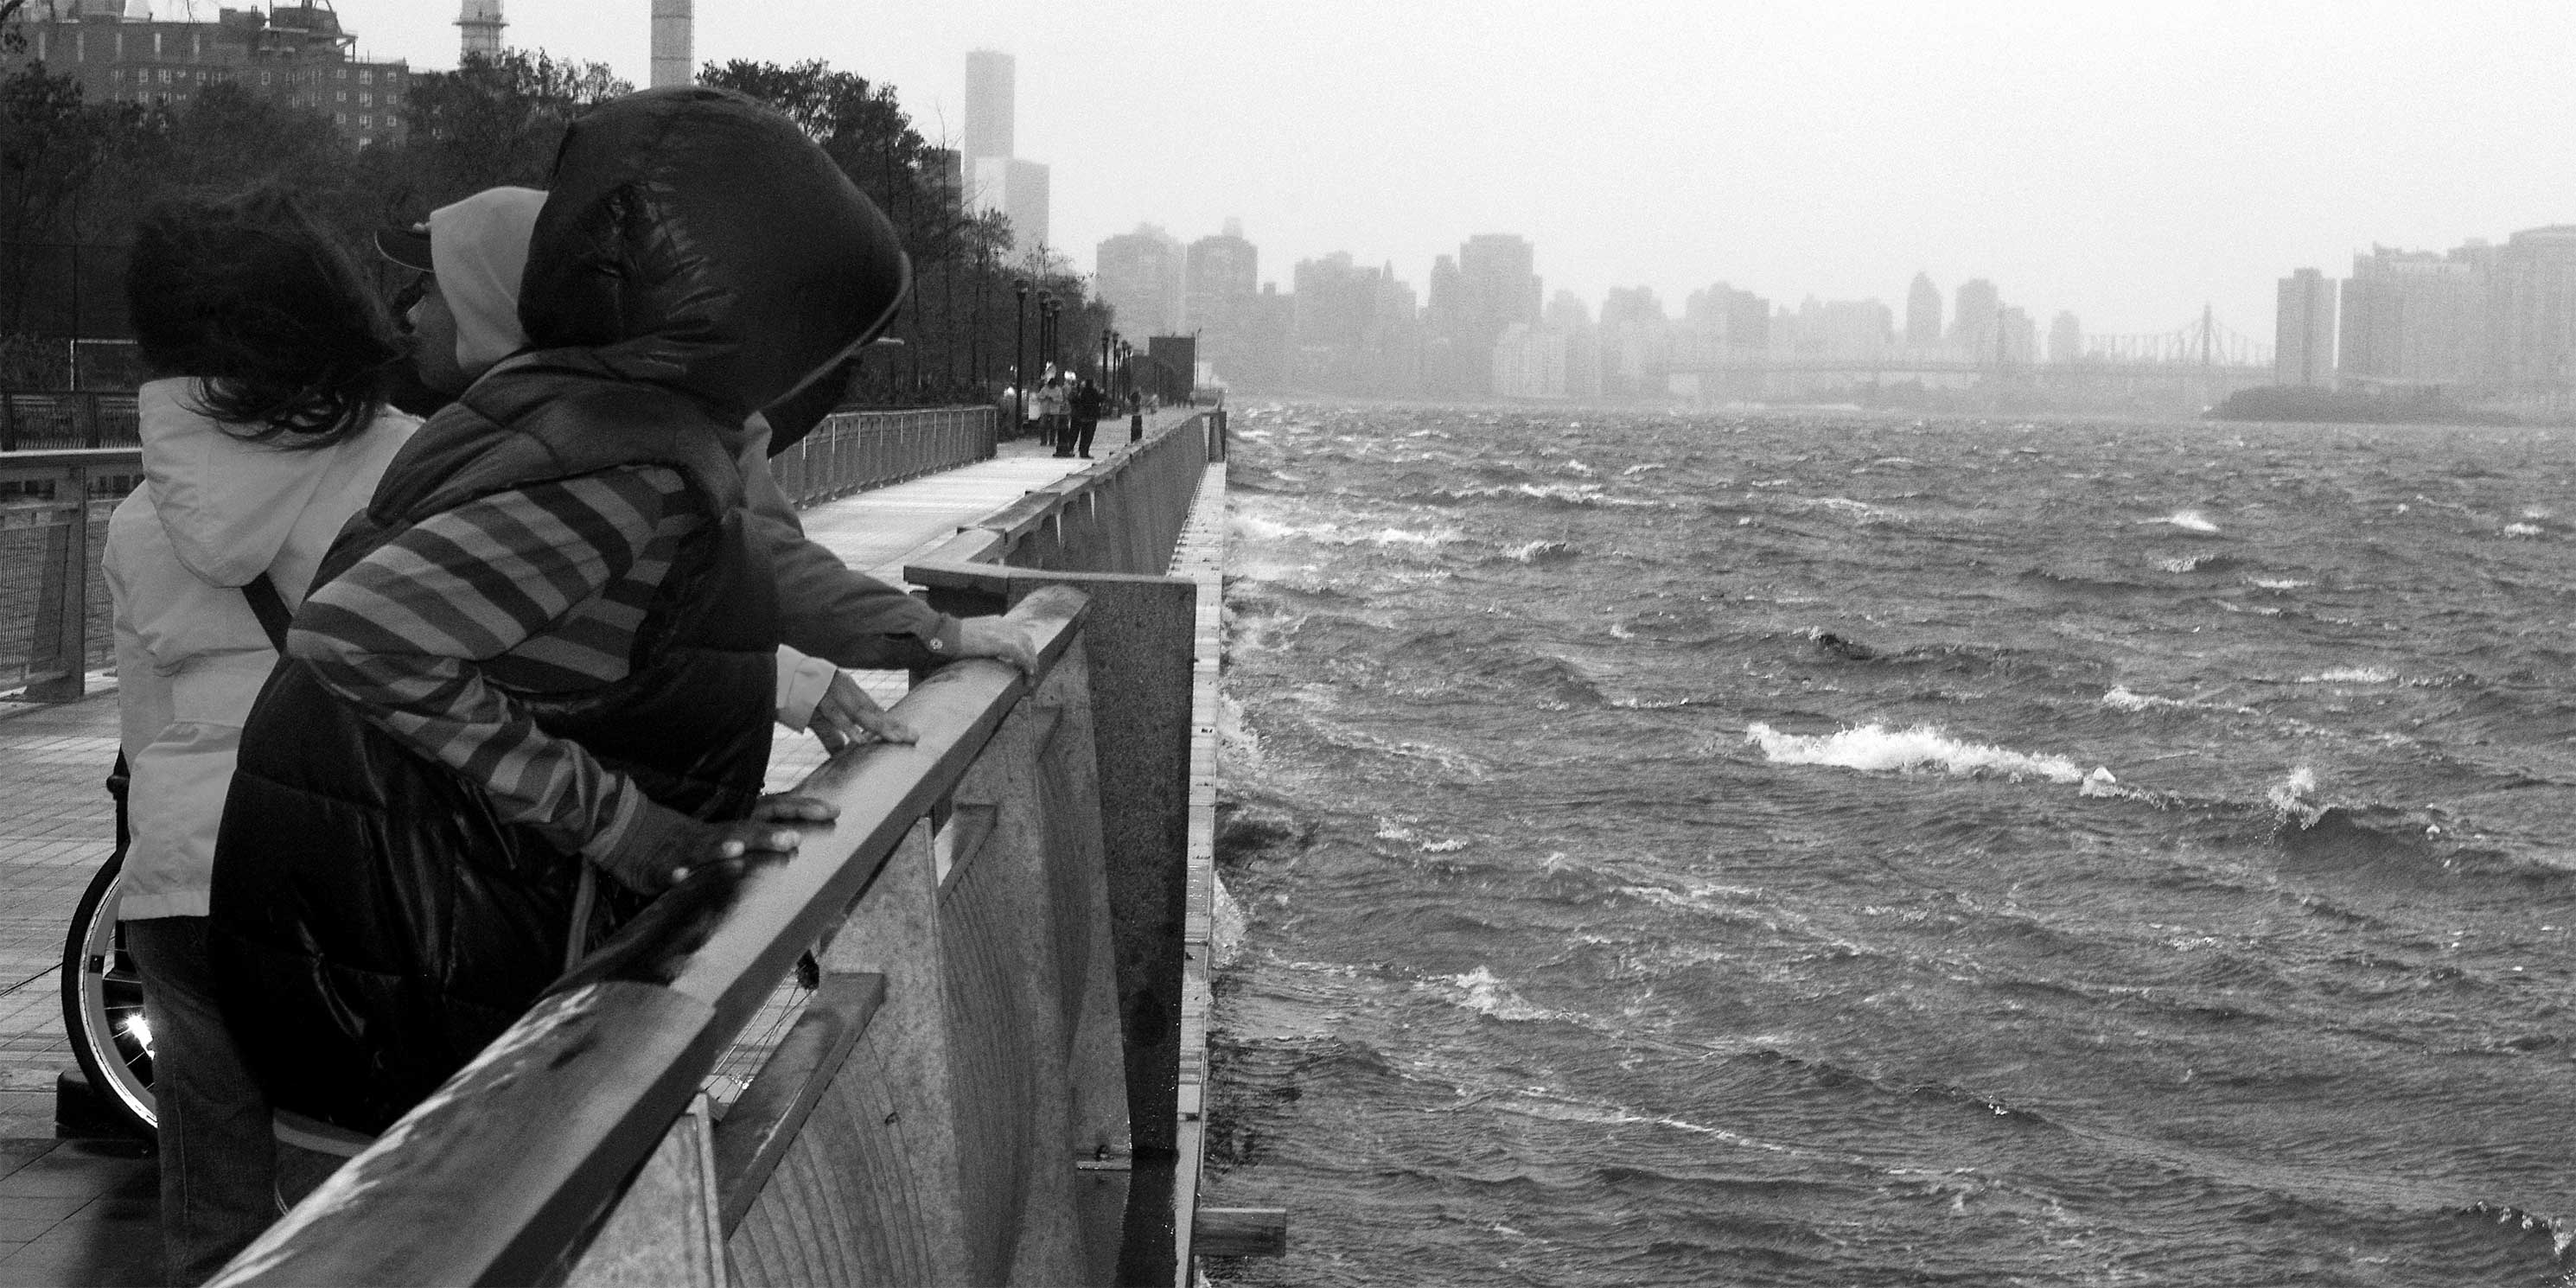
125, 916, 341, 1285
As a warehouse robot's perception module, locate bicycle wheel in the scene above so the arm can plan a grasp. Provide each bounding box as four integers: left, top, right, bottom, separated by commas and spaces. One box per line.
61, 851, 156, 1139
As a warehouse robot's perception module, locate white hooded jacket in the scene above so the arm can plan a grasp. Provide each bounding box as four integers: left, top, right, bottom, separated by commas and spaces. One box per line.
105, 379, 418, 919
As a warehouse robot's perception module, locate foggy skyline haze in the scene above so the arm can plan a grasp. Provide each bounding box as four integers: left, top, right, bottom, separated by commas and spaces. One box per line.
162, 0, 2576, 338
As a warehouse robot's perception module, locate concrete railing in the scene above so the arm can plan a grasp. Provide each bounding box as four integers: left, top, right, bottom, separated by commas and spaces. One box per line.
0, 447, 138, 698
769, 406, 996, 508
208, 409, 1231, 1286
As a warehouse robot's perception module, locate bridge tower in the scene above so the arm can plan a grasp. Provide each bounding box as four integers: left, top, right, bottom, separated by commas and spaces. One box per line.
457, 0, 504, 61
650, 0, 693, 87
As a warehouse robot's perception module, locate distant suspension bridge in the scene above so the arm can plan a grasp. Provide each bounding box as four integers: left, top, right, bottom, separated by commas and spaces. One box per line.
1672, 306, 2273, 379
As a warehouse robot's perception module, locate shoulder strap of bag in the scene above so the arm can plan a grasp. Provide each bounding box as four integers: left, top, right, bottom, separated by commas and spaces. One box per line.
241, 572, 292, 653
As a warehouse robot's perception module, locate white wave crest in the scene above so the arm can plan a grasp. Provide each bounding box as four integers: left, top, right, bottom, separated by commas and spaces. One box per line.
2503, 522, 2545, 538
2298, 666, 2395, 684
2102, 686, 2252, 716
1424, 966, 1572, 1023
2250, 577, 2311, 590
1745, 722, 2084, 783
1505, 539, 1575, 563
2267, 767, 2326, 828
1622, 462, 1668, 475
2163, 510, 2221, 532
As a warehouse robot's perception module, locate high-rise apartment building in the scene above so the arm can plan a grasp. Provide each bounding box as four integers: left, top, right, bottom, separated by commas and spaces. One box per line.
1425, 233, 1539, 396
2338, 246, 2485, 389
2490, 226, 2576, 404
1185, 220, 1260, 386
1095, 225, 1185, 339
2048, 310, 2083, 365
8, 3, 409, 147
1949, 278, 2000, 360
1905, 272, 1943, 349
972, 156, 1050, 261
2273, 268, 2337, 386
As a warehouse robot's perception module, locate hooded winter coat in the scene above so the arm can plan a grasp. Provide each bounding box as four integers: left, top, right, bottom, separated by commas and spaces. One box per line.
105, 382, 417, 919
208, 86, 910, 1134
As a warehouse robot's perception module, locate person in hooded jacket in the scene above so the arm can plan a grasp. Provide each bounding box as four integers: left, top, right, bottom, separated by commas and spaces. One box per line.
372, 186, 1030, 750
207, 86, 934, 1141
106, 188, 418, 1285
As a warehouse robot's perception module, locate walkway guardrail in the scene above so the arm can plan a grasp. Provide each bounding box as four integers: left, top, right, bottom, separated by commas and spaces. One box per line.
0, 392, 140, 452
770, 405, 996, 508
0, 406, 995, 703
214, 411, 1229, 1286
0, 448, 138, 698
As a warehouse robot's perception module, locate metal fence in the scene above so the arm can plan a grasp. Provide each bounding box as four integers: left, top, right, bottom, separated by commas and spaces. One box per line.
0, 392, 141, 452
0, 405, 996, 701
0, 449, 138, 698
769, 405, 996, 507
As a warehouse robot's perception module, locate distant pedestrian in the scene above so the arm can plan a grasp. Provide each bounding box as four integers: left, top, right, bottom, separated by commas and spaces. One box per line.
108, 186, 418, 1285
1064, 375, 1106, 458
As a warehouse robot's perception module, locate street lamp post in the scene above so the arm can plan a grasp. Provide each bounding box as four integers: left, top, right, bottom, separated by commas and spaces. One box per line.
1013, 278, 1030, 438
1100, 328, 1115, 388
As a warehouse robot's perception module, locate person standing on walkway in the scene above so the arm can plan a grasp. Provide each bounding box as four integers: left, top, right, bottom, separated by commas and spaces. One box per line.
1063, 373, 1106, 458
105, 188, 418, 1285
204, 87, 966, 1144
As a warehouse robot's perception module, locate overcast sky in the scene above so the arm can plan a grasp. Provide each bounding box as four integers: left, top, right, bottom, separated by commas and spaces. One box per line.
206, 1, 2576, 339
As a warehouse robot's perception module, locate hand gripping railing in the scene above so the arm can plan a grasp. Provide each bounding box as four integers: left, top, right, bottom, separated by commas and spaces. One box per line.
212, 586, 1132, 1287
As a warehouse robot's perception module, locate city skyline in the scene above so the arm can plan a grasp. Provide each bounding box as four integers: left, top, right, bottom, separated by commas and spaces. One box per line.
83, 1, 2576, 338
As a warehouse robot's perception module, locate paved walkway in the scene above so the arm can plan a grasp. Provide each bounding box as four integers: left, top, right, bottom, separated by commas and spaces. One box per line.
0, 418, 1194, 1283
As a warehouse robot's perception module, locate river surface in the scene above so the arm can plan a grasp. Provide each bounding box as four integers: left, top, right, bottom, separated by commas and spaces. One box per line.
1198, 403, 2576, 1286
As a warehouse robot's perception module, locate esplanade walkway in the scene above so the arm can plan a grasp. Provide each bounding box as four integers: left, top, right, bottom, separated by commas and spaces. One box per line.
0, 409, 1212, 1285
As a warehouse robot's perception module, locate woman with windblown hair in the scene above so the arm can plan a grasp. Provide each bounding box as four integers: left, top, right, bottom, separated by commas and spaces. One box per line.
207, 87, 906, 1141
106, 188, 418, 1283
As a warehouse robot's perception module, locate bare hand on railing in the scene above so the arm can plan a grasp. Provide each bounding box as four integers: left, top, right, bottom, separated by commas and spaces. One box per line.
598, 801, 835, 893
952, 615, 1039, 673
809, 671, 919, 750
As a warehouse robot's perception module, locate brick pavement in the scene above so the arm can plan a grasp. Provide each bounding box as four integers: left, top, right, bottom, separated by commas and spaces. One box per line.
0, 424, 1208, 1281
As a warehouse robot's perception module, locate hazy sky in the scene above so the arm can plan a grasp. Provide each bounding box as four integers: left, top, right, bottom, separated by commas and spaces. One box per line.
194, 1, 2576, 339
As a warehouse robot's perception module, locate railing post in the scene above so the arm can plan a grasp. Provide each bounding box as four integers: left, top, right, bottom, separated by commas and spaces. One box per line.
26, 463, 91, 702
725, 820, 971, 1285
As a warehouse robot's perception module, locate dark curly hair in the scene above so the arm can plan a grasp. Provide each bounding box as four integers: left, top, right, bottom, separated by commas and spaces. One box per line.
125, 188, 400, 450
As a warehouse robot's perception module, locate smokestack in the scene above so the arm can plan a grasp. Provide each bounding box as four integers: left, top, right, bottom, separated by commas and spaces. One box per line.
650, 0, 693, 88
457, 0, 505, 61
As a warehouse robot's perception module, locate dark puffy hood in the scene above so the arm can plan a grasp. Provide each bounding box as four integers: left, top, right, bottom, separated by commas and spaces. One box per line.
520, 86, 910, 429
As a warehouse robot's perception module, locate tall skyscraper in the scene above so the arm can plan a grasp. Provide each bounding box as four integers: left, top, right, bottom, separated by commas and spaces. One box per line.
960, 51, 1048, 259
458, 0, 504, 59
1906, 272, 1942, 349
2274, 268, 2337, 386
648, 0, 692, 88
1095, 225, 1185, 339
964, 50, 1015, 163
